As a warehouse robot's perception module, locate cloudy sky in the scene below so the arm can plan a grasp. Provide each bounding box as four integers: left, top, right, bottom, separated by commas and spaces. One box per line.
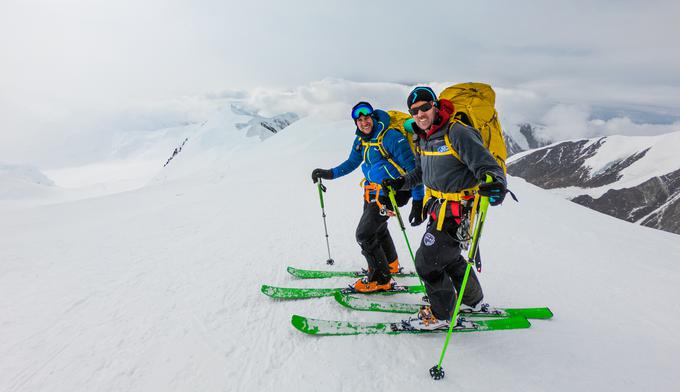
1, 0, 679, 167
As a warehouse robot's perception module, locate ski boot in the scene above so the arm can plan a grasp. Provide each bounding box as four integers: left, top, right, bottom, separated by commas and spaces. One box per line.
406, 306, 450, 331
351, 277, 395, 293
388, 258, 401, 274
460, 299, 490, 313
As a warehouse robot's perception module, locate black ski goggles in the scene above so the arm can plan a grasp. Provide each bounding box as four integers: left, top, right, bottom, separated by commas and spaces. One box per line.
408, 102, 435, 116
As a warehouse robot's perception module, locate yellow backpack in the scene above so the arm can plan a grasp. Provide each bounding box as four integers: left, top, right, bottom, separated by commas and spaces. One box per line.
388, 83, 508, 173
439, 82, 508, 173
386, 110, 417, 155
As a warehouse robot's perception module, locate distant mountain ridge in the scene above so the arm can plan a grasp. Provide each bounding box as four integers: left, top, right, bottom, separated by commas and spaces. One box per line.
507, 131, 680, 235
504, 123, 553, 157
232, 104, 299, 140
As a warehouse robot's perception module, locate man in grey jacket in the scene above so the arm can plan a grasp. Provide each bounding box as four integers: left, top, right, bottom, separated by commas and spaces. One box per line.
382, 86, 508, 329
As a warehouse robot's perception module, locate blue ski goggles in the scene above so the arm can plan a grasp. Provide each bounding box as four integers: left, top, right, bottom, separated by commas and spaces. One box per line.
351, 102, 374, 120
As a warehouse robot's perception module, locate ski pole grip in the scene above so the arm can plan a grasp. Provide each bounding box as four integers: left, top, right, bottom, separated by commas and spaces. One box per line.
467, 174, 493, 261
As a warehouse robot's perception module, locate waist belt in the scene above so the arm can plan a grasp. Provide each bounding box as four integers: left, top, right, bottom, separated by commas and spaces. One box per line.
425, 186, 478, 231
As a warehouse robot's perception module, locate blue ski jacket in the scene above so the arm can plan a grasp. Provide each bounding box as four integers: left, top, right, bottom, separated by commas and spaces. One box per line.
331, 109, 424, 200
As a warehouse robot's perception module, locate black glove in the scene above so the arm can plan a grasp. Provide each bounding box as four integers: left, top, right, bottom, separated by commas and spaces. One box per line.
478, 174, 507, 206
311, 168, 333, 183
409, 199, 424, 226
381, 176, 405, 192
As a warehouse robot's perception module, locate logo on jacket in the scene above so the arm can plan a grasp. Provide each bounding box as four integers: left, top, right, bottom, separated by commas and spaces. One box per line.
423, 233, 435, 246
437, 145, 449, 153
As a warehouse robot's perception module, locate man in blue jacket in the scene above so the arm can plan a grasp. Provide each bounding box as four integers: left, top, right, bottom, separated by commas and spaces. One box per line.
311, 102, 424, 292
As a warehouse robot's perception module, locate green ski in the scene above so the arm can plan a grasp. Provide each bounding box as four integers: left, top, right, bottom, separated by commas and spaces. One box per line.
287, 266, 417, 279
291, 314, 531, 336
261, 284, 425, 300
334, 292, 553, 319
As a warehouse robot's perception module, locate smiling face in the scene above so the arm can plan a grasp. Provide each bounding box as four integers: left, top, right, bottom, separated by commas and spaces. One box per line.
356, 115, 374, 135
410, 101, 436, 130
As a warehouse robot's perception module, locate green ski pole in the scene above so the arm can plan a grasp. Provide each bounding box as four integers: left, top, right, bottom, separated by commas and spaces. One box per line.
386, 187, 423, 287
429, 174, 493, 380
317, 179, 335, 265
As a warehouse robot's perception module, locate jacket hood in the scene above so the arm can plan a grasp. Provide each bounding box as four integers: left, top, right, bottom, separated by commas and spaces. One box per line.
425, 99, 454, 139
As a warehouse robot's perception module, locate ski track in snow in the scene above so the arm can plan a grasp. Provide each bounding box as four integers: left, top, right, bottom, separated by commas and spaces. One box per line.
1, 117, 679, 391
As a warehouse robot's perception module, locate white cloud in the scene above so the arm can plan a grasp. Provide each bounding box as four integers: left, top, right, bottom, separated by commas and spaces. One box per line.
535, 104, 680, 143
242, 79, 412, 119
2, 0, 680, 167
537, 104, 593, 142
590, 117, 680, 138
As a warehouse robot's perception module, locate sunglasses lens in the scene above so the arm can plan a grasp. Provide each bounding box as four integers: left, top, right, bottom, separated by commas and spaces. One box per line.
409, 102, 432, 116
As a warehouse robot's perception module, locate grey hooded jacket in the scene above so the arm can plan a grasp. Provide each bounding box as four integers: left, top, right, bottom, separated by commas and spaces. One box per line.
402, 120, 506, 193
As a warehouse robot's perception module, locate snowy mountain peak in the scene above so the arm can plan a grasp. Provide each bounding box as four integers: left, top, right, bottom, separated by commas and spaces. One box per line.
508, 131, 680, 234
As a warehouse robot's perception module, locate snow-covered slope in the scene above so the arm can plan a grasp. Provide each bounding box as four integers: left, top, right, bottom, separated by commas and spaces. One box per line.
1, 116, 679, 392
0, 163, 56, 201
508, 131, 680, 235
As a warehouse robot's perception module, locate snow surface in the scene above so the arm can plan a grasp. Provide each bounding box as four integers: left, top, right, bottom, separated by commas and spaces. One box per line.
1, 115, 680, 392
0, 163, 58, 206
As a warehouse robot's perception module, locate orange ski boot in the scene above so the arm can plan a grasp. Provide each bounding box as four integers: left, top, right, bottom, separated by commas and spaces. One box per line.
352, 277, 395, 293
388, 259, 402, 274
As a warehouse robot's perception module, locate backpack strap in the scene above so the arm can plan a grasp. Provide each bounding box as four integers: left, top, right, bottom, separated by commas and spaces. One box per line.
443, 130, 461, 161
360, 129, 407, 176
419, 120, 462, 162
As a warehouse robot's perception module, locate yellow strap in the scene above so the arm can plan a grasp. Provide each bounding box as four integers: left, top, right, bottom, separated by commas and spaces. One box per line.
420, 150, 453, 156
377, 130, 406, 176
443, 132, 461, 161
468, 194, 481, 238
426, 186, 479, 231
386, 157, 406, 176
361, 140, 371, 163
361, 130, 407, 176
423, 187, 432, 207
418, 121, 462, 162
436, 200, 448, 231
428, 187, 477, 201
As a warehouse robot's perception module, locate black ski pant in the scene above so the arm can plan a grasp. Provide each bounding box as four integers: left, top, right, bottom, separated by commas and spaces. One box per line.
415, 215, 483, 321
355, 201, 398, 284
